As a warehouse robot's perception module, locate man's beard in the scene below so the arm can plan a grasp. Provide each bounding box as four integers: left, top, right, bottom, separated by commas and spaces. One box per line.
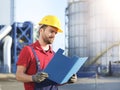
44, 37, 54, 44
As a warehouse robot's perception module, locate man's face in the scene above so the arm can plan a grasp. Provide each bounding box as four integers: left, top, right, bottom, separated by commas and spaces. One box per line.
41, 26, 58, 44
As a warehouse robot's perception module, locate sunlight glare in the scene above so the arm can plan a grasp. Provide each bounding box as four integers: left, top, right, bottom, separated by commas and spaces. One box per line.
104, 0, 120, 25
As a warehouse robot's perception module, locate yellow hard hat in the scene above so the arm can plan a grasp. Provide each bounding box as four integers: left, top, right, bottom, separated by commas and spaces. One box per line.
39, 15, 63, 33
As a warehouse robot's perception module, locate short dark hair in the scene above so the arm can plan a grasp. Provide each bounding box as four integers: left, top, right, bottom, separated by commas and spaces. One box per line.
40, 24, 48, 30
38, 25, 48, 36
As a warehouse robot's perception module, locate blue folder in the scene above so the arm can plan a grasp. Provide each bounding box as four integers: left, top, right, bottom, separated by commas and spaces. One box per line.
44, 48, 88, 84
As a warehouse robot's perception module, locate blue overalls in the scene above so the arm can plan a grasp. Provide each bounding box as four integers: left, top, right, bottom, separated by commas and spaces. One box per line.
30, 46, 58, 90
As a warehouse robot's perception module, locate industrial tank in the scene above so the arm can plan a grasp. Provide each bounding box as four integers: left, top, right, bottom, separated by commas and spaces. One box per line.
65, 0, 89, 57
88, 0, 120, 65
66, 0, 120, 74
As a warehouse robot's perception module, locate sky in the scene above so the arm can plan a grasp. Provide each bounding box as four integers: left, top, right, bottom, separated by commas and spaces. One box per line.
15, 0, 67, 52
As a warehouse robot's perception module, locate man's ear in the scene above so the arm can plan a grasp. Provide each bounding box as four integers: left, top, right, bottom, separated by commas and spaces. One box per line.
40, 28, 45, 32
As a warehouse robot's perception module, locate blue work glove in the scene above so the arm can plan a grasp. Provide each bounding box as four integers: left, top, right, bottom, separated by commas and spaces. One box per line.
32, 72, 48, 83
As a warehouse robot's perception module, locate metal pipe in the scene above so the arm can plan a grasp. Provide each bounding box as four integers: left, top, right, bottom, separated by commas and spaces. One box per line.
2, 35, 12, 73
0, 25, 12, 40
0, 25, 12, 73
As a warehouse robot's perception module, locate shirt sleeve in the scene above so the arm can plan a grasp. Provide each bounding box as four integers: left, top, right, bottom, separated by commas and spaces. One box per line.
16, 46, 31, 68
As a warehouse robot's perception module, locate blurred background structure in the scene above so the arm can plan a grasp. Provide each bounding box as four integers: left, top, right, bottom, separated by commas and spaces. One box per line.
65, 0, 120, 76
0, 0, 120, 77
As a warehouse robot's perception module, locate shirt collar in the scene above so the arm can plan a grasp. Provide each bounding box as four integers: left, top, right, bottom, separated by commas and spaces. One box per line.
32, 40, 53, 53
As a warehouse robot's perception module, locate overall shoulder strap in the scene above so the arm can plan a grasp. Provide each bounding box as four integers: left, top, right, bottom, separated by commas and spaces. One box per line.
29, 45, 40, 71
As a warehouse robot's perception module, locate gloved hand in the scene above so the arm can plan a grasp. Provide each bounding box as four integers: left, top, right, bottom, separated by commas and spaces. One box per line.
68, 74, 77, 83
32, 72, 48, 83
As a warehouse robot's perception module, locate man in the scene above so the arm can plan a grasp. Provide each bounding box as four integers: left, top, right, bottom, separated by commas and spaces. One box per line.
16, 15, 77, 90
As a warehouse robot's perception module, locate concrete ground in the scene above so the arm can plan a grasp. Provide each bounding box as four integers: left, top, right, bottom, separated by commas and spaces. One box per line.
0, 73, 24, 90
59, 77, 120, 90
0, 79, 24, 90
0, 74, 120, 90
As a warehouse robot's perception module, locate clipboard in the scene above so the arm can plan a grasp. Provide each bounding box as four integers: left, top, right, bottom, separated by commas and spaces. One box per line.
44, 48, 88, 84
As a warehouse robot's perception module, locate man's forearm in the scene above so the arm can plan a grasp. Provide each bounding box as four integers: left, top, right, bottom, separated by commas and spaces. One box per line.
16, 73, 33, 82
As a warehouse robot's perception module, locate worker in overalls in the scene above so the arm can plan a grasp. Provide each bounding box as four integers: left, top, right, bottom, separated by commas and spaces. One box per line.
16, 15, 77, 90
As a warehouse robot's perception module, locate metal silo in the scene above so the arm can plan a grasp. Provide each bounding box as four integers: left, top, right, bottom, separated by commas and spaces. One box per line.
65, 0, 89, 57
88, 0, 120, 73
89, 0, 120, 65
66, 0, 120, 74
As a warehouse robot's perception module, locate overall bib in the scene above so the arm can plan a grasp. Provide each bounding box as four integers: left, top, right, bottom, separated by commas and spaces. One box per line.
30, 46, 58, 90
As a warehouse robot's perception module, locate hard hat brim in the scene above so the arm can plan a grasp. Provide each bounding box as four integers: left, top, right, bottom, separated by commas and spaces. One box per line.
39, 23, 63, 33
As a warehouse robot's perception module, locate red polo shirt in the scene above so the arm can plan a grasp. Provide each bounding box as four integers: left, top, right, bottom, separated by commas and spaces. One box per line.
16, 40, 54, 90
